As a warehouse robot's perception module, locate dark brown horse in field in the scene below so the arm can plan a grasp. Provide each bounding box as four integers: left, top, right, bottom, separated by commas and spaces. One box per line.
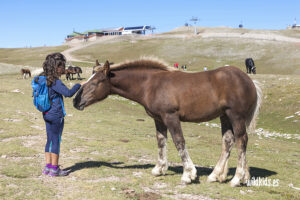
20, 68, 31, 79
73, 59, 262, 187
66, 66, 82, 80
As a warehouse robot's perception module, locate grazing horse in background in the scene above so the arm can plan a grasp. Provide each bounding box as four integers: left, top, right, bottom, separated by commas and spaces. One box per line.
20, 68, 31, 79
66, 66, 82, 80
73, 59, 262, 187
64, 69, 72, 81
245, 58, 256, 74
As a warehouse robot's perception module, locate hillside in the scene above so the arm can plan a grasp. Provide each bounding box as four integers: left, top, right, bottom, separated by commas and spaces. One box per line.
70, 26, 300, 75
0, 26, 299, 75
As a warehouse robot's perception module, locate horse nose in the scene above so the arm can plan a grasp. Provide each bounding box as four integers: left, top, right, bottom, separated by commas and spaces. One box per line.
73, 88, 83, 109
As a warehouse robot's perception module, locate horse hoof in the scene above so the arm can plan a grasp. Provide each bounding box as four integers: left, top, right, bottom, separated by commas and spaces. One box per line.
151, 166, 162, 176
181, 176, 192, 184
242, 171, 251, 184
219, 174, 227, 183
191, 167, 197, 180
230, 177, 241, 187
207, 173, 218, 183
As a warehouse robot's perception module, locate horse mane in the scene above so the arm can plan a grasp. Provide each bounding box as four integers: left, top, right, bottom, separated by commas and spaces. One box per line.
111, 57, 176, 72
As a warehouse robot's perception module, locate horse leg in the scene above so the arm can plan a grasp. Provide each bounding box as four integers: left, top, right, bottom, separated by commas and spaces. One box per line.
227, 113, 250, 187
163, 114, 197, 184
77, 73, 81, 80
152, 119, 168, 176
207, 115, 234, 183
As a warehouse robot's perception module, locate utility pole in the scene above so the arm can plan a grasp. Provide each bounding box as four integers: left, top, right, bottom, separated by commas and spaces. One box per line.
190, 17, 199, 35
151, 26, 156, 34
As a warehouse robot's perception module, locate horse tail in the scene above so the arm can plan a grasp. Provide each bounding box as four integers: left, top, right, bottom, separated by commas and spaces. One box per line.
246, 80, 263, 134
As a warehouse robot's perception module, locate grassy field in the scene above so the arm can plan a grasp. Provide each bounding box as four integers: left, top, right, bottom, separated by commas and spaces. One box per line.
0, 45, 68, 67
0, 28, 299, 199
71, 28, 300, 75
0, 69, 299, 200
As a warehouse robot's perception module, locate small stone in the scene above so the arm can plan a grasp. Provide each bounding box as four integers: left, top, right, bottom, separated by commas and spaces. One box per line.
132, 172, 143, 178
285, 115, 294, 119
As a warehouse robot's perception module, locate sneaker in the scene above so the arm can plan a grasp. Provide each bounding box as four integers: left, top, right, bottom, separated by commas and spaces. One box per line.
42, 166, 50, 175
49, 166, 69, 176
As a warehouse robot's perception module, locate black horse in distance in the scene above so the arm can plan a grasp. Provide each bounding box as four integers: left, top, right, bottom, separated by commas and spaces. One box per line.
245, 58, 256, 74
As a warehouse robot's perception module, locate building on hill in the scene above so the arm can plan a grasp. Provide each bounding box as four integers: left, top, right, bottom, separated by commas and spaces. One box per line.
65, 25, 152, 43
122, 26, 152, 35
287, 23, 300, 30
287, 18, 300, 30
65, 31, 87, 43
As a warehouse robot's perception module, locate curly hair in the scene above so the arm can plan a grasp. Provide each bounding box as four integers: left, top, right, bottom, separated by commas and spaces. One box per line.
42, 53, 66, 86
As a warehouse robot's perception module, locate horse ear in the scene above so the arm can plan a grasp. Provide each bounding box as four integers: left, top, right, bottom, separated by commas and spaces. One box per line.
103, 60, 110, 76
96, 59, 100, 66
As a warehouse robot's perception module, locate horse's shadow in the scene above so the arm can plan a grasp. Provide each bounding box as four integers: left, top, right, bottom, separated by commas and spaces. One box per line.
64, 161, 277, 181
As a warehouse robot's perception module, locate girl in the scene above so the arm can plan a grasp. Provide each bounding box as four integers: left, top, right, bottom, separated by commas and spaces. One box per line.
39, 52, 84, 176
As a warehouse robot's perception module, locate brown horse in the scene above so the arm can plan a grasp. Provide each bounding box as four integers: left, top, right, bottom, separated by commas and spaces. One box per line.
73, 59, 262, 187
66, 66, 83, 80
20, 68, 31, 79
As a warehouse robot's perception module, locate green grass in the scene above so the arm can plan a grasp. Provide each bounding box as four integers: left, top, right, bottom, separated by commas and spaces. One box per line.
253, 75, 300, 134
0, 28, 299, 199
0, 71, 299, 200
72, 35, 300, 75
0, 45, 68, 67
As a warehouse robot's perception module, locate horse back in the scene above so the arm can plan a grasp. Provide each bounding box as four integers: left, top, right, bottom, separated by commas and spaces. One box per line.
145, 66, 256, 122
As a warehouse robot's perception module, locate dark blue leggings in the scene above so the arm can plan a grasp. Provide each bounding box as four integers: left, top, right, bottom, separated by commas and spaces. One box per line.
44, 115, 64, 155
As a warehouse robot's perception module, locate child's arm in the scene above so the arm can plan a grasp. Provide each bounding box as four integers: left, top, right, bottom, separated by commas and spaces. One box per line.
52, 80, 81, 97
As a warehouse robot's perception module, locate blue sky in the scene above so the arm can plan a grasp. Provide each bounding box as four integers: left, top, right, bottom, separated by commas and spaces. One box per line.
0, 0, 299, 48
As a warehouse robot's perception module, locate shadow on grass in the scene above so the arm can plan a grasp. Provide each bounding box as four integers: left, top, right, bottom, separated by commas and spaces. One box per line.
65, 161, 277, 179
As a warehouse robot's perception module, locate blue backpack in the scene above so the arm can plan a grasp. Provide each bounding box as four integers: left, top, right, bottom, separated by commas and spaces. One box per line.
32, 76, 66, 115
32, 76, 51, 112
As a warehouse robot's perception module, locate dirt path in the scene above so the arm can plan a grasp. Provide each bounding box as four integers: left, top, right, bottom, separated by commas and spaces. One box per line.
61, 36, 119, 63
200, 32, 300, 43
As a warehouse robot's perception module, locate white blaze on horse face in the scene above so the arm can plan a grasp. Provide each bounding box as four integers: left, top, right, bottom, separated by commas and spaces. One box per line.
86, 73, 96, 85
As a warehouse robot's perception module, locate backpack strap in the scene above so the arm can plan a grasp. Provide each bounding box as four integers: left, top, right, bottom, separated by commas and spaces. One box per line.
51, 96, 66, 117
47, 85, 66, 117
59, 97, 66, 117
